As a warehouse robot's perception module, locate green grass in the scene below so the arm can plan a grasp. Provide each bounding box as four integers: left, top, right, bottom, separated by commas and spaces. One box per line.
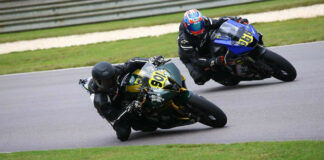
0, 141, 323, 160
0, 0, 323, 43
0, 16, 323, 75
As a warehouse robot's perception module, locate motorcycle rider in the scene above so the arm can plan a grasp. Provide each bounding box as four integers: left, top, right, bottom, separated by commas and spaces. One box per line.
80, 56, 165, 141
178, 9, 249, 85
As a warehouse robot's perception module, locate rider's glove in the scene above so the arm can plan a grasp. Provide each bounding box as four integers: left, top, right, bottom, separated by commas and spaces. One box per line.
209, 56, 225, 67
220, 16, 249, 24
149, 93, 164, 103
235, 16, 249, 24
149, 55, 165, 66
241, 18, 249, 24
125, 100, 142, 113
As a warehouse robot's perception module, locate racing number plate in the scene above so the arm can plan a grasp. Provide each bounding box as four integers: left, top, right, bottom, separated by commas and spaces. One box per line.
149, 70, 167, 88
236, 29, 253, 46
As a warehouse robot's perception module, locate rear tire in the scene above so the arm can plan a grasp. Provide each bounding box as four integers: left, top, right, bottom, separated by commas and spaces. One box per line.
187, 93, 227, 128
262, 49, 297, 82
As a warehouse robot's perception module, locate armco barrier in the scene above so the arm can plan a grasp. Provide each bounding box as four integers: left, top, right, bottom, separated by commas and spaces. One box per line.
0, 0, 261, 33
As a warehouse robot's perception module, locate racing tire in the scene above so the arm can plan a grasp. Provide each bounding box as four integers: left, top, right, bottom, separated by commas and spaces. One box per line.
263, 49, 297, 82
187, 93, 227, 128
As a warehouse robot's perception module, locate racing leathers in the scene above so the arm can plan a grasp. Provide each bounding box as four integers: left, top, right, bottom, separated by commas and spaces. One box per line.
178, 16, 248, 85
81, 57, 153, 141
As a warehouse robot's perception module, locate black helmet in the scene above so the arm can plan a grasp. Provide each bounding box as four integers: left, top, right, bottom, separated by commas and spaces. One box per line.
92, 61, 116, 93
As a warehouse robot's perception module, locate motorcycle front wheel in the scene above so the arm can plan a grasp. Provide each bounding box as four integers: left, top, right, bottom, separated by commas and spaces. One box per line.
187, 93, 227, 128
262, 49, 297, 82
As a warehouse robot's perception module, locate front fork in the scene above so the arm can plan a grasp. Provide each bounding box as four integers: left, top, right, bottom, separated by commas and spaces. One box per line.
224, 45, 273, 79
172, 89, 201, 122
250, 45, 274, 77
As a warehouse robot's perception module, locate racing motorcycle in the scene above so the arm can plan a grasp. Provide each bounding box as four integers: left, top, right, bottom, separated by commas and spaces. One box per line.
210, 19, 297, 86
80, 59, 227, 140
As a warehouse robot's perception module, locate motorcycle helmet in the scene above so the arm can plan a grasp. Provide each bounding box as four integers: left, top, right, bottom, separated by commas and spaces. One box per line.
183, 9, 205, 36
92, 61, 116, 94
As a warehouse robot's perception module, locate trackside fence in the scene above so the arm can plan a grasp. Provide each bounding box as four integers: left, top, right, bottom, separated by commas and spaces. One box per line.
0, 0, 261, 33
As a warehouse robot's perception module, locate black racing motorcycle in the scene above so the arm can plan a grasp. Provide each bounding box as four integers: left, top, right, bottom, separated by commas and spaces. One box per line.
209, 19, 297, 86
80, 59, 227, 141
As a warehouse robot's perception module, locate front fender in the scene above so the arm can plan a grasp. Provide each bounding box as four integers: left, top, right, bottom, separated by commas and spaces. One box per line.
252, 45, 267, 58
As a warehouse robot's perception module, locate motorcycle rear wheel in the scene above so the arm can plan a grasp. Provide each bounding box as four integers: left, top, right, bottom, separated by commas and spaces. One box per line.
263, 49, 297, 82
187, 93, 227, 128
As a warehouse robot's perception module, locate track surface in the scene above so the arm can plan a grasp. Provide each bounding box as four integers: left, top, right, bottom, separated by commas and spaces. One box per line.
0, 42, 323, 152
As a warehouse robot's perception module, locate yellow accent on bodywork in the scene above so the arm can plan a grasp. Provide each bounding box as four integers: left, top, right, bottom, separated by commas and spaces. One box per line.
170, 100, 179, 110
178, 117, 190, 120
181, 75, 186, 81
133, 69, 141, 76
127, 69, 143, 93
126, 84, 141, 92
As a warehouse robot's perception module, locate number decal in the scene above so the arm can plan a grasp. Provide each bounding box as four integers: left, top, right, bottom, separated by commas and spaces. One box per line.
150, 80, 163, 87
149, 71, 167, 88
237, 30, 253, 46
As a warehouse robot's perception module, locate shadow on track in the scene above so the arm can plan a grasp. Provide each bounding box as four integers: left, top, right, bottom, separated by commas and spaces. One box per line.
127, 126, 226, 142
197, 81, 286, 94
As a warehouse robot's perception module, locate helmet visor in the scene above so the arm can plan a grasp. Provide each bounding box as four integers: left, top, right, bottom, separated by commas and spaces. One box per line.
95, 78, 114, 90
189, 22, 204, 35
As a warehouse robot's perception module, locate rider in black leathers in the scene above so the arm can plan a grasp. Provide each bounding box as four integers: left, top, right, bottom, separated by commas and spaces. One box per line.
178, 9, 249, 85
80, 56, 164, 141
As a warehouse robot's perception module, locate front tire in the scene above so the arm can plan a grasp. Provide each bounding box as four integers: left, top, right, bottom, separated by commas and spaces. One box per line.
262, 49, 297, 82
187, 93, 227, 128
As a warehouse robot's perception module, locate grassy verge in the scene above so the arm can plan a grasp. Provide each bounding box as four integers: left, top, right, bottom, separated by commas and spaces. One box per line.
0, 141, 323, 160
0, 0, 323, 43
0, 16, 323, 75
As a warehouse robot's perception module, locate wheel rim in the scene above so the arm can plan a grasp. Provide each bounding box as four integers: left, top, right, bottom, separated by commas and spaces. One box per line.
208, 115, 217, 121
280, 70, 288, 76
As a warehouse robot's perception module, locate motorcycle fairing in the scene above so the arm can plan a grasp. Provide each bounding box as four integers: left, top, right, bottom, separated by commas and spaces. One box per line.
213, 19, 259, 55
126, 62, 182, 104
158, 62, 183, 87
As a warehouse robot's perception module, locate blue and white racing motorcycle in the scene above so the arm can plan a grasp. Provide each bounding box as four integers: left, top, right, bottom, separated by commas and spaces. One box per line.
210, 19, 297, 86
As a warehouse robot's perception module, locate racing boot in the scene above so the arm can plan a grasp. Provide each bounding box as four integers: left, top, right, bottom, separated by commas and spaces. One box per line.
101, 109, 131, 141
112, 116, 131, 141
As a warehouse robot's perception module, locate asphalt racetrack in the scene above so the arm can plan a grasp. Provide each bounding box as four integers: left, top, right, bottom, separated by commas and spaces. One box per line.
0, 42, 323, 152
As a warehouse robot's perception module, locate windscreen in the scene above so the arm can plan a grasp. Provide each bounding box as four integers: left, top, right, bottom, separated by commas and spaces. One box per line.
213, 20, 253, 46
138, 62, 168, 89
